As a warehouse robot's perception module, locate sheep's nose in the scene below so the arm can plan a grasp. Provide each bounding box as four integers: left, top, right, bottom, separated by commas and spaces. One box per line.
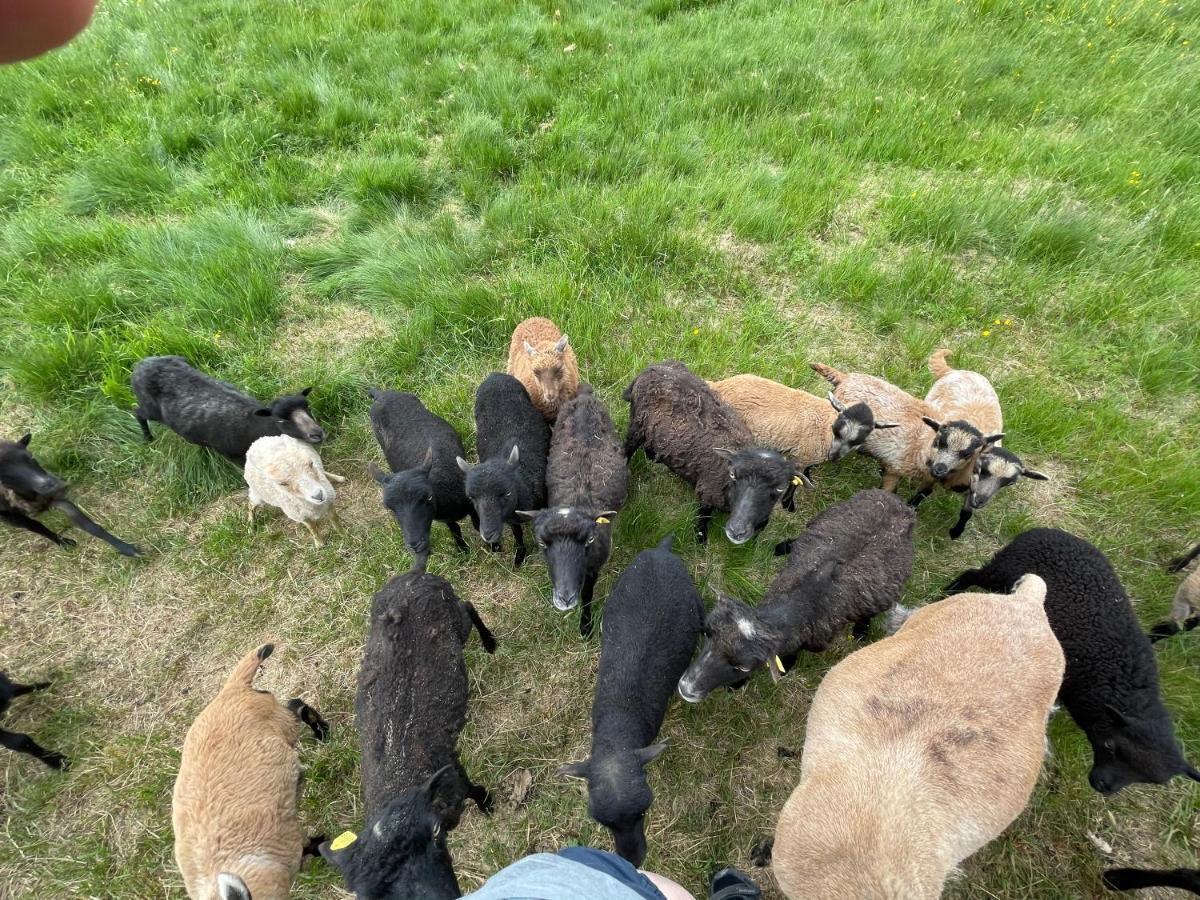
311, 489, 326, 503
551, 591, 579, 611
931, 463, 948, 477
725, 525, 753, 545
307, 429, 325, 443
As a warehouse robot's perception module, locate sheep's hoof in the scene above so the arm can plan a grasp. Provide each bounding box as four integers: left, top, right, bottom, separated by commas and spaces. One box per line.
750, 838, 774, 867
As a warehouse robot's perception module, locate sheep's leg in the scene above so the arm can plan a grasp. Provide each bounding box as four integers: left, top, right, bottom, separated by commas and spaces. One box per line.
942, 567, 982, 596
328, 509, 343, 531
579, 573, 597, 640
750, 837, 774, 867
948, 505, 973, 540
1, 511, 75, 549
287, 698, 330, 741
851, 615, 873, 641
304, 520, 326, 548
510, 521, 527, 568
133, 409, 153, 442
463, 601, 497, 653
695, 507, 713, 545
466, 777, 495, 815
880, 471, 900, 493
469, 509, 480, 534
0, 728, 67, 770
780, 482, 797, 512
302, 836, 328, 858
907, 485, 934, 508
773, 539, 793, 557
325, 471, 346, 483
247, 498, 260, 524
447, 520, 470, 553
6, 680, 51, 698
48, 499, 141, 557
623, 421, 644, 461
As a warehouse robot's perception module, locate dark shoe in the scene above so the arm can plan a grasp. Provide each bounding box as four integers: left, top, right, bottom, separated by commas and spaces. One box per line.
710, 867, 762, 900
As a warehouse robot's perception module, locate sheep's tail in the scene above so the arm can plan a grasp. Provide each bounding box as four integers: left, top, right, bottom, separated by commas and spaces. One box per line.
656, 534, 675, 552
622, 375, 638, 402
223, 644, 274, 692
927, 348, 954, 380
883, 604, 914, 635
809, 362, 845, 387
577, 382, 593, 396
367, 387, 382, 399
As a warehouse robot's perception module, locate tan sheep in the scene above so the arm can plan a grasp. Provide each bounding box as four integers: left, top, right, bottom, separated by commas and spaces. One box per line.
506, 316, 579, 421
771, 574, 1064, 900
173, 644, 328, 900
244, 435, 346, 547
1169, 543, 1200, 626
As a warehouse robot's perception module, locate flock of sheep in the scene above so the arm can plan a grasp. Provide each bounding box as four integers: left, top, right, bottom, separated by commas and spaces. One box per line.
2, 314, 1200, 899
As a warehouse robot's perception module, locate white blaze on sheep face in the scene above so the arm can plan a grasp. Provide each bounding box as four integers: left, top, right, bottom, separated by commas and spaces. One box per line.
736, 617, 757, 639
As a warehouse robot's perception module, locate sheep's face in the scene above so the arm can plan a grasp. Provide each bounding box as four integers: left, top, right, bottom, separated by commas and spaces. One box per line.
524, 335, 570, 405
460, 446, 520, 546
720, 448, 793, 544
558, 745, 665, 867
267, 457, 334, 508
827, 394, 894, 461
965, 447, 1048, 511
320, 772, 459, 900
522, 507, 615, 610
375, 452, 437, 558
679, 595, 774, 702
1088, 705, 1200, 795
0, 434, 66, 502
923, 417, 1002, 480
267, 389, 325, 444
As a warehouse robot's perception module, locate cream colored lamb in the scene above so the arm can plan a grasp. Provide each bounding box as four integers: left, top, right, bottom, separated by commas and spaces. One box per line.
923, 348, 1003, 492
772, 574, 1064, 900
244, 435, 344, 547
173, 644, 328, 900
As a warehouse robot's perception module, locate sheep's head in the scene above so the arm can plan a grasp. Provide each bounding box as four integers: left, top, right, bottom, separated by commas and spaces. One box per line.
827, 394, 897, 461
0, 433, 67, 502
718, 448, 795, 544
523, 334, 570, 405
320, 767, 459, 900
923, 416, 1003, 480
261, 387, 324, 444
459, 445, 521, 546
558, 744, 666, 866
372, 449, 437, 558
679, 593, 782, 702
964, 446, 1047, 511
1087, 705, 1200, 795
266, 453, 334, 508
518, 507, 616, 610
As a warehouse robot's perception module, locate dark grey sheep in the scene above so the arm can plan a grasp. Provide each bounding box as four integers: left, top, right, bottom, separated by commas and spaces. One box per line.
324, 571, 496, 899
1103, 867, 1200, 894
519, 384, 628, 639
131, 355, 324, 467
559, 535, 704, 866
1, 671, 66, 770
367, 388, 477, 570
457, 373, 549, 567
678, 489, 914, 702
1, 433, 141, 557
946, 527, 1200, 794
623, 360, 805, 545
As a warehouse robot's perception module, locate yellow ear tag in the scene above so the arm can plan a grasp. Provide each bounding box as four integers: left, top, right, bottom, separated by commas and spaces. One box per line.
774, 655, 787, 675
596, 517, 610, 525
330, 831, 358, 851
791, 476, 802, 486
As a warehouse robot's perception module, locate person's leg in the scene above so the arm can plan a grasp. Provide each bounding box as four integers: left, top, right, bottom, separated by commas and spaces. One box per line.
641, 872, 697, 900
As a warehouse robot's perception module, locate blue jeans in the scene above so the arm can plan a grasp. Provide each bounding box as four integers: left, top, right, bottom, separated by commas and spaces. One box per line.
558, 847, 668, 900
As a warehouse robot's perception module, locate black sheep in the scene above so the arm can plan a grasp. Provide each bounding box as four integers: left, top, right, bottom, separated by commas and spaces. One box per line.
131, 356, 324, 467
519, 384, 629, 639
1, 671, 67, 770
623, 361, 804, 545
1, 434, 141, 557
456, 373, 549, 567
678, 489, 914, 702
323, 571, 496, 899
367, 389, 477, 570
947, 527, 1200, 794
1104, 867, 1200, 895
559, 535, 704, 866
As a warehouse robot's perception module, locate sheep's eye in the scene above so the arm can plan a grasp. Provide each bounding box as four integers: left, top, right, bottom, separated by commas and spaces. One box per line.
538, 540, 547, 549
734, 665, 751, 673
729, 471, 736, 480
506, 491, 512, 498
427, 495, 435, 503
586, 535, 595, 545
431, 822, 442, 840
775, 486, 785, 493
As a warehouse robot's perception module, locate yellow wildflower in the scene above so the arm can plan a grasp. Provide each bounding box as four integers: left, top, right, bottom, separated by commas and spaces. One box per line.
982, 329, 991, 337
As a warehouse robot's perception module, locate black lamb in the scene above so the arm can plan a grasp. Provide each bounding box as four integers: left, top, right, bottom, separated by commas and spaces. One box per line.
558, 535, 704, 866
519, 384, 629, 639
367, 388, 477, 571
457, 372, 549, 567
1, 671, 67, 770
678, 489, 914, 702
322, 571, 496, 899
947, 527, 1200, 795
1, 433, 141, 557
623, 360, 806, 545
131, 355, 324, 467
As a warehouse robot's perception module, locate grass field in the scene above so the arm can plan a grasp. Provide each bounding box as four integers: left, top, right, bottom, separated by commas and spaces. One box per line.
1, 0, 1198, 896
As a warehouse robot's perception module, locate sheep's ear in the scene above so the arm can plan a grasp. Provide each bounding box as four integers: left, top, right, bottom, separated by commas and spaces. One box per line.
557, 759, 590, 779
1022, 468, 1049, 481
553, 334, 569, 353
827, 392, 846, 413
595, 511, 618, 524
1184, 763, 1200, 783
421, 446, 435, 472
984, 432, 1005, 445
635, 743, 668, 766
793, 469, 815, 490
506, 444, 520, 467
874, 421, 900, 429
456, 456, 472, 474
319, 832, 358, 869
368, 462, 391, 484
217, 873, 252, 900
253, 408, 274, 418
301, 387, 313, 397
713, 447, 736, 461
423, 764, 455, 797
921, 416, 942, 432
524, 339, 537, 358
18, 433, 31, 446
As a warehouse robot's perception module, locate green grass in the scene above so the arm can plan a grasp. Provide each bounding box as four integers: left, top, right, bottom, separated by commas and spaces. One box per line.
1, 0, 1198, 896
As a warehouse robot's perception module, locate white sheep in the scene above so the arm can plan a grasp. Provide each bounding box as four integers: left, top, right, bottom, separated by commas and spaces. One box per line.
244, 435, 345, 547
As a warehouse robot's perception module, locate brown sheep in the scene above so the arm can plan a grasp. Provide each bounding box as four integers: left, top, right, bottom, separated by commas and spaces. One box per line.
506, 316, 580, 421
771, 574, 1063, 900
172, 645, 328, 900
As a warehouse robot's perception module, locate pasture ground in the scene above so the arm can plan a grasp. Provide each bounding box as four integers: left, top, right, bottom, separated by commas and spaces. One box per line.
0, 0, 1197, 896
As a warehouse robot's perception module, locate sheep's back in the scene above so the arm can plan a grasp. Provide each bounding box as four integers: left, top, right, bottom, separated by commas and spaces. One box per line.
356, 574, 470, 820
834, 375, 931, 475
133, 356, 257, 415
547, 390, 628, 511
710, 375, 834, 465
371, 392, 467, 471
925, 370, 1002, 434
475, 373, 549, 466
